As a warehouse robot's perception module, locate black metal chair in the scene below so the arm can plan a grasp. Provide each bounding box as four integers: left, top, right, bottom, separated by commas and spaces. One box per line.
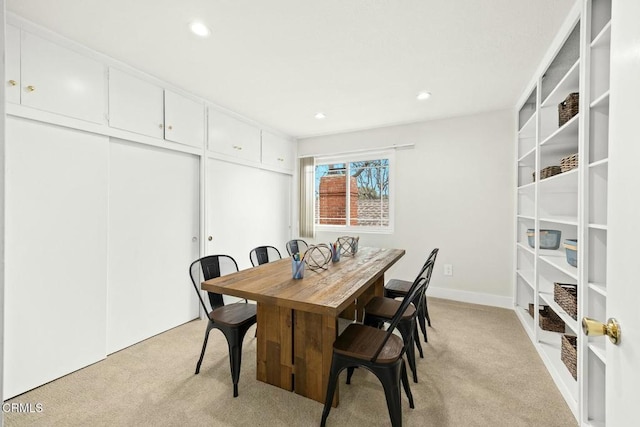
249, 245, 282, 266
385, 248, 439, 345
189, 255, 257, 397
363, 253, 436, 383
285, 239, 309, 257
320, 267, 429, 427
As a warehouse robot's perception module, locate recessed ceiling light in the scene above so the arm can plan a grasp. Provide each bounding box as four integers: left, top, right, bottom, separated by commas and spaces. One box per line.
417, 91, 432, 101
315, 112, 326, 120
190, 21, 211, 37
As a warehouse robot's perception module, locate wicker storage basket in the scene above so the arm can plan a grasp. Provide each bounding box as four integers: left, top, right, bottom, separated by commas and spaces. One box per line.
560, 153, 579, 172
532, 166, 562, 181
559, 93, 579, 126
554, 283, 578, 320
561, 335, 578, 380
528, 304, 565, 333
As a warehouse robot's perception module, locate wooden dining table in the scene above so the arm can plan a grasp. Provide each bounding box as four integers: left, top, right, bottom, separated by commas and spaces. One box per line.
201, 246, 405, 405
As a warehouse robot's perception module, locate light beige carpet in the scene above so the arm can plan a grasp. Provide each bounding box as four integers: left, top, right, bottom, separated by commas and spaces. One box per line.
4, 298, 577, 426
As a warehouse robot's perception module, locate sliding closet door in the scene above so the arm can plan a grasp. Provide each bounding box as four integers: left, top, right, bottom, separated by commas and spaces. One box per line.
107, 140, 199, 353
207, 158, 291, 271
4, 118, 108, 398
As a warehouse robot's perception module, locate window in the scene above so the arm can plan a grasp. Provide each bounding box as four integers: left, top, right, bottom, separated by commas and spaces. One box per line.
313, 152, 393, 232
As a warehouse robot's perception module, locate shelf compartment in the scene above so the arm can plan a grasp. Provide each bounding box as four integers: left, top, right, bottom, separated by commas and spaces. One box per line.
518, 87, 537, 132
540, 113, 579, 151
514, 305, 535, 339
590, 0, 611, 43
591, 20, 611, 49
517, 188, 535, 218
586, 342, 607, 425
590, 38, 611, 106
540, 253, 578, 280
590, 90, 609, 110
537, 332, 580, 406
588, 282, 607, 297
518, 148, 536, 187
588, 164, 608, 225
517, 248, 535, 273
517, 242, 535, 256
589, 107, 609, 164
588, 228, 607, 285
538, 167, 578, 191
517, 269, 535, 290
541, 59, 580, 108
518, 147, 535, 165
539, 292, 578, 334
587, 289, 607, 329
539, 216, 578, 226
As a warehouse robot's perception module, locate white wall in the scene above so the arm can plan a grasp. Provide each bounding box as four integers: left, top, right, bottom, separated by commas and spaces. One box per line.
298, 109, 515, 307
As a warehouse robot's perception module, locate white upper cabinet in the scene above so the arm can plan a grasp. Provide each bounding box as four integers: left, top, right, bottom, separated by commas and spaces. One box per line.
208, 108, 261, 162
108, 68, 164, 138
20, 30, 105, 124
6, 24, 21, 104
261, 130, 294, 171
164, 90, 205, 148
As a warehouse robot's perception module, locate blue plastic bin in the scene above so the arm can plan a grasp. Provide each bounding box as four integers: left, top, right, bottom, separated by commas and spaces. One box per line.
527, 229, 562, 250
564, 239, 577, 267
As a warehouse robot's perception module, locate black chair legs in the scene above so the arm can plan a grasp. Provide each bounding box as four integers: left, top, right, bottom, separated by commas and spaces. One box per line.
195, 321, 215, 374
195, 320, 254, 398
322, 354, 413, 427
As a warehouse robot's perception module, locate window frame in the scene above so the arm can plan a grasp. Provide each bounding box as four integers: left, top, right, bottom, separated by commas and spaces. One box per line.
313, 150, 395, 234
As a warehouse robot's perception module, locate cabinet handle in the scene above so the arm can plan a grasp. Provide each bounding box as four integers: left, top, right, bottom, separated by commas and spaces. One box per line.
277, 158, 285, 162
159, 124, 164, 128
8, 80, 17, 86
167, 125, 173, 130
208, 236, 213, 241
233, 145, 243, 150
26, 85, 35, 92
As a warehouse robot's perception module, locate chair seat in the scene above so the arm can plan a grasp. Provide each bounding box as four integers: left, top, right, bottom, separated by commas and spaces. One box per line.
384, 279, 412, 295
333, 324, 404, 364
209, 303, 257, 327
365, 296, 415, 320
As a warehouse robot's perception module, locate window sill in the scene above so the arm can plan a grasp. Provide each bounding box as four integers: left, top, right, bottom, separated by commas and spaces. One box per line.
314, 225, 394, 235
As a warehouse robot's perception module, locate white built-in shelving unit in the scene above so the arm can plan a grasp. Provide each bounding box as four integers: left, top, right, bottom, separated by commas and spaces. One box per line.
514, 1, 611, 425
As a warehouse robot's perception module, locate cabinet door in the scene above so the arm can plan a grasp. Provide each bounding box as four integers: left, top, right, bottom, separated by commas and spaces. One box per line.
21, 31, 105, 124
6, 25, 21, 104
108, 68, 164, 138
208, 108, 261, 162
4, 118, 108, 398
164, 90, 205, 148
262, 130, 294, 171
107, 140, 200, 353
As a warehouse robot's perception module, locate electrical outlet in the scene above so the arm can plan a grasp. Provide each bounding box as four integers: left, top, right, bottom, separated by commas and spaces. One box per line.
443, 264, 453, 276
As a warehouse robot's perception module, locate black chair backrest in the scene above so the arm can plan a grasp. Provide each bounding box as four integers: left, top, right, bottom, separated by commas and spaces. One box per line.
250, 246, 282, 266
371, 258, 434, 362
189, 255, 239, 312
286, 239, 309, 257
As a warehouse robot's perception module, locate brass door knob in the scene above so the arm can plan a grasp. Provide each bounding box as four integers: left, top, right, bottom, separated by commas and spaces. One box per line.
582, 317, 621, 344
208, 236, 213, 241
26, 85, 35, 92
8, 79, 17, 86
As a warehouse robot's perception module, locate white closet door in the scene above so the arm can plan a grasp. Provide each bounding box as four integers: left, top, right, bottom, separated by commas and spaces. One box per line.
207, 158, 291, 272
4, 118, 108, 398
107, 140, 200, 353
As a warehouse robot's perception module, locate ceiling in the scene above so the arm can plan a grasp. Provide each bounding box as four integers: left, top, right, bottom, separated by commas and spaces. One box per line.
7, 0, 576, 138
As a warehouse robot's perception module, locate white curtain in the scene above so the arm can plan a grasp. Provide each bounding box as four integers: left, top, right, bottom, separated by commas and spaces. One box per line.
299, 156, 315, 238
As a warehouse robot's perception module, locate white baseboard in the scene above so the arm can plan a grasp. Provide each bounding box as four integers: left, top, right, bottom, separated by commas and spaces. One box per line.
427, 286, 513, 309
